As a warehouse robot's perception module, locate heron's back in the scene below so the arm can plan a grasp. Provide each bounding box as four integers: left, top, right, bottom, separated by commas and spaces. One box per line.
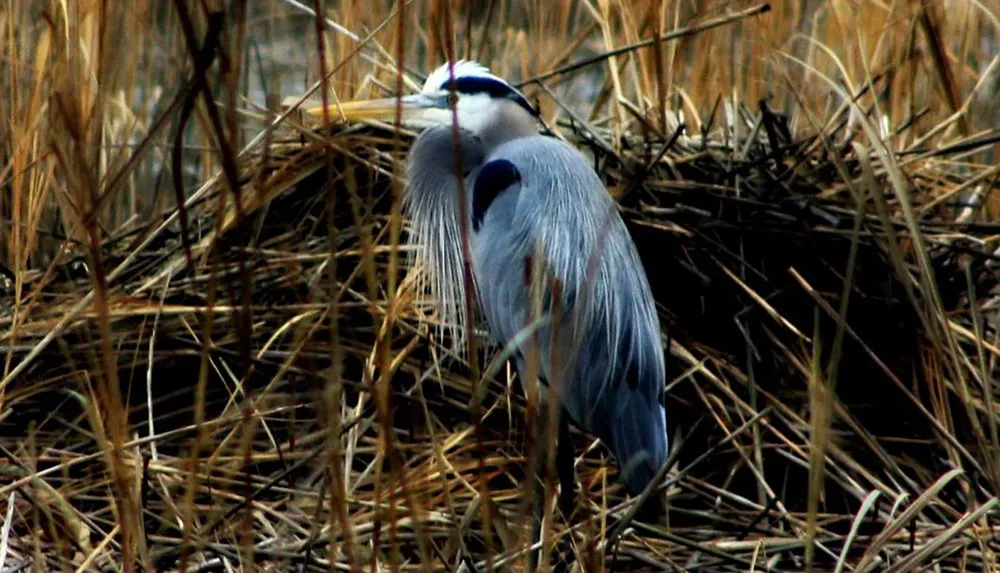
470, 135, 668, 495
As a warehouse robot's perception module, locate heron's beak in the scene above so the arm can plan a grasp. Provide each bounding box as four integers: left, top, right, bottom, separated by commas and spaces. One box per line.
299, 94, 432, 123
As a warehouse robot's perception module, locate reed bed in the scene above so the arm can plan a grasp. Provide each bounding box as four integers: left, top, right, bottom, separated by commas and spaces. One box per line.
1, 0, 999, 571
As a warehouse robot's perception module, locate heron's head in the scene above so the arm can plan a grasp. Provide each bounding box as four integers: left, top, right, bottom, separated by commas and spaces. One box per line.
306, 61, 538, 143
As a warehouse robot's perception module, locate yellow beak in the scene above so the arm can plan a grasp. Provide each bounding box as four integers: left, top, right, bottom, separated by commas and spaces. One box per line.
290, 94, 430, 123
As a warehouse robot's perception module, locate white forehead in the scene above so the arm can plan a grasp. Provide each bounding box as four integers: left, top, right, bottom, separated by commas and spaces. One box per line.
420, 60, 505, 94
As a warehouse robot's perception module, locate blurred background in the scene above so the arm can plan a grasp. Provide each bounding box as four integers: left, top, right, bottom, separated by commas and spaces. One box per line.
3, 0, 997, 264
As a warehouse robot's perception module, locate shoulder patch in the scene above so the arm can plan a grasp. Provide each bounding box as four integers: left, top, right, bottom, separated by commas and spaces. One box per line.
472, 159, 521, 232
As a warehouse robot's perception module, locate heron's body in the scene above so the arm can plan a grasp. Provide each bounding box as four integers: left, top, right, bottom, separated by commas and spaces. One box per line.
470, 134, 667, 493
315, 61, 669, 497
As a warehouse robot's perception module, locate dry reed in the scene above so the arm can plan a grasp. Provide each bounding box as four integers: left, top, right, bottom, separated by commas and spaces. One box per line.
1, 0, 999, 571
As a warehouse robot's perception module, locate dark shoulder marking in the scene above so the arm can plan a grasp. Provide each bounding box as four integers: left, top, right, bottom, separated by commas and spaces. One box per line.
472, 159, 521, 232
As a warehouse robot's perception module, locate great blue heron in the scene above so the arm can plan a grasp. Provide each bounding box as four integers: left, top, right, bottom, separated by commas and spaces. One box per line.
308, 61, 668, 500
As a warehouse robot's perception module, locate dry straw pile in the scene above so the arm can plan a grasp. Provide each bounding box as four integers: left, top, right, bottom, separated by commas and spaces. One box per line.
1, 0, 999, 571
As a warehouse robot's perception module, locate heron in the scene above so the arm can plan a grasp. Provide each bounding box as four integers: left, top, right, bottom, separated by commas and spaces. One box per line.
307, 61, 668, 504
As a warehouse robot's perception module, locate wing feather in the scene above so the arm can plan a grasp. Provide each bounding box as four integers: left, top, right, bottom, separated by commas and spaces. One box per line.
471, 135, 668, 494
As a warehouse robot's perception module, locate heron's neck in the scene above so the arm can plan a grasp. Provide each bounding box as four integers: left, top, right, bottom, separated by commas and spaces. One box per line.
475, 100, 538, 151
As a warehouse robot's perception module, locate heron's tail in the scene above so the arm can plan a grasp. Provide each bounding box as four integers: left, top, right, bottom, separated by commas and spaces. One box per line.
608, 397, 668, 496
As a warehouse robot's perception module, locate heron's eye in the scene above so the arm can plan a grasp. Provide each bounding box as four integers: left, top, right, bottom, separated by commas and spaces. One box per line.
446, 92, 459, 107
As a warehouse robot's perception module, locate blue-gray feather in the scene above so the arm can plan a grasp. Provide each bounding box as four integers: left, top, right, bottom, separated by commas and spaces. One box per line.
470, 135, 668, 495
404, 126, 486, 353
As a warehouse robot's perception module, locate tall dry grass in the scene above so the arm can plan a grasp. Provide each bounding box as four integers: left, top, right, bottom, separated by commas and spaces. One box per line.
1, 0, 999, 571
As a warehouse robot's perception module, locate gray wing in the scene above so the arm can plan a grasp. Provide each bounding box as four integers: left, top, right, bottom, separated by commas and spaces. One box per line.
404, 126, 486, 355
470, 135, 668, 495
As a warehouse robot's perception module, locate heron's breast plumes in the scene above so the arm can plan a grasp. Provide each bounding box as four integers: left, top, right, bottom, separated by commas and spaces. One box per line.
404, 126, 486, 356
404, 190, 472, 354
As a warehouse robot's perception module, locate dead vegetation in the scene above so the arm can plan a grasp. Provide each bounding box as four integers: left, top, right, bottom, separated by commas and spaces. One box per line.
1, 0, 999, 571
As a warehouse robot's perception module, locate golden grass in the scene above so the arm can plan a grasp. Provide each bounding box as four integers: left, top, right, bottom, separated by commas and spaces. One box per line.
1, 0, 999, 571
